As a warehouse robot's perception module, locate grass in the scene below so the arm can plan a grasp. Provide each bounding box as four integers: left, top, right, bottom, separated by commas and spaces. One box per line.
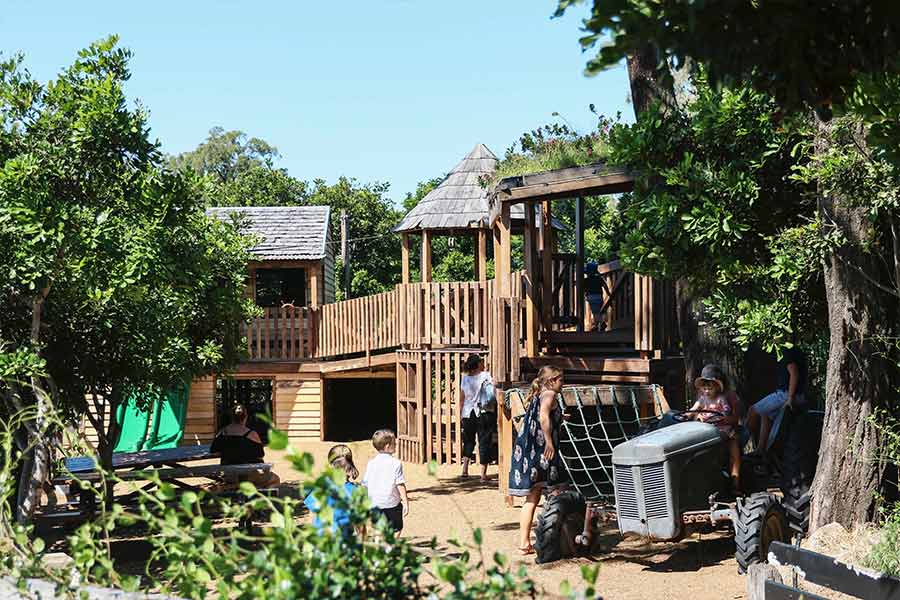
480, 121, 613, 189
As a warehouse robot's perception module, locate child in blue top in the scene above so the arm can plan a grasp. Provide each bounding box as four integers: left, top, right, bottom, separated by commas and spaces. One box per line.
304, 450, 360, 537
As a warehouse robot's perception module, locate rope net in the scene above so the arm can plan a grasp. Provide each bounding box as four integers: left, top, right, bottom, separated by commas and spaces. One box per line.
505, 385, 666, 504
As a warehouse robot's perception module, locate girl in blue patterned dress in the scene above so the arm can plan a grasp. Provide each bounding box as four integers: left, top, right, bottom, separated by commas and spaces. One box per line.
509, 366, 564, 555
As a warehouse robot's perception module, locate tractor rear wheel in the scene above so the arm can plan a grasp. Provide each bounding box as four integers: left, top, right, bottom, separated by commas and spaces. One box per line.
779, 410, 822, 534
534, 490, 586, 564
734, 492, 789, 573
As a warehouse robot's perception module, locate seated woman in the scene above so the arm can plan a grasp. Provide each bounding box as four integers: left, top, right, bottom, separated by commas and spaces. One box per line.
210, 404, 280, 489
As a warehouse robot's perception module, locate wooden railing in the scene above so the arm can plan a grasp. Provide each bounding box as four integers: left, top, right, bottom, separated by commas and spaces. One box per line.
546, 256, 633, 332
397, 280, 494, 349
242, 277, 521, 361
242, 306, 317, 360
315, 289, 398, 358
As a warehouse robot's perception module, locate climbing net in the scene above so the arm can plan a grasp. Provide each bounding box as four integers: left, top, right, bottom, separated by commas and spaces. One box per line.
505, 385, 667, 504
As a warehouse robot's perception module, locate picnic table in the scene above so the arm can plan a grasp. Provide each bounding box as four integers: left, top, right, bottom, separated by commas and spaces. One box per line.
51, 445, 273, 518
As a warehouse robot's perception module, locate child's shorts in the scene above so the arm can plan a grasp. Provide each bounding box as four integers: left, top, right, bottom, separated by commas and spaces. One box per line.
372, 503, 403, 532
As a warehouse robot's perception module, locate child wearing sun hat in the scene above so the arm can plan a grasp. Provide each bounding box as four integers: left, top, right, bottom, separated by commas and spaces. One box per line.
689, 364, 742, 494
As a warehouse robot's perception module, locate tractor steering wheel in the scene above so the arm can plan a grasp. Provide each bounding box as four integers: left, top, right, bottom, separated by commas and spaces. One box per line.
671, 409, 727, 424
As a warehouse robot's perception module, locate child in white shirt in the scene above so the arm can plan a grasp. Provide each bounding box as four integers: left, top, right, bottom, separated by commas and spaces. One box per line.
362, 429, 409, 532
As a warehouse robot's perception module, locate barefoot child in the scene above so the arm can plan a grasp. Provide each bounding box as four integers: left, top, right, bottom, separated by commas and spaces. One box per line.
362, 429, 409, 533
690, 364, 742, 493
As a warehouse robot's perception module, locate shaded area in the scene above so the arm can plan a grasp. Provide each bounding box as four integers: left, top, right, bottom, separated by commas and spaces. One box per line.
324, 378, 396, 442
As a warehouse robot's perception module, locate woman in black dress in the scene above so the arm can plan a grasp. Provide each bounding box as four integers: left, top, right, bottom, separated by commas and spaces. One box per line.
211, 404, 280, 488
509, 366, 564, 555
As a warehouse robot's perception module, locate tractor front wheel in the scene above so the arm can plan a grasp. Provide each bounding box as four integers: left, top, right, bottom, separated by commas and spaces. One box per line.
534, 490, 586, 564
734, 492, 789, 573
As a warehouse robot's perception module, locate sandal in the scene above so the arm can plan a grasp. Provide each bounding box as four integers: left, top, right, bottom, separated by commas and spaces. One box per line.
517, 545, 535, 556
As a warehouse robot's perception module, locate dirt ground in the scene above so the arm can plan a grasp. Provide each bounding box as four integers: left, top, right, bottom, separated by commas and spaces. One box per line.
272, 440, 748, 600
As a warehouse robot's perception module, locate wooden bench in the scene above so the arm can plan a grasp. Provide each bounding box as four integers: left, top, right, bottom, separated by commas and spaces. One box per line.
53, 462, 273, 485
47, 462, 275, 522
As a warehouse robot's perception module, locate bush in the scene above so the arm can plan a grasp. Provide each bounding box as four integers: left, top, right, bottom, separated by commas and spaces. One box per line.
0, 403, 601, 599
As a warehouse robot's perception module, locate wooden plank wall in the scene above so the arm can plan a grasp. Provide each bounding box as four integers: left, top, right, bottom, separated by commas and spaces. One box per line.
489, 296, 523, 386
182, 374, 324, 445
181, 377, 216, 444
634, 275, 677, 354
80, 394, 110, 451
273, 374, 323, 440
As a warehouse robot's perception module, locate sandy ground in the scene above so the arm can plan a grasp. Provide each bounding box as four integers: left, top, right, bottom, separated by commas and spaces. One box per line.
272, 440, 748, 600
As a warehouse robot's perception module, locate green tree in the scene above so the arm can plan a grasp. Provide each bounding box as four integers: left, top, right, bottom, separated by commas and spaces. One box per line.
556, 0, 900, 527
176, 132, 404, 298
0, 38, 253, 521
307, 177, 402, 297
169, 127, 280, 184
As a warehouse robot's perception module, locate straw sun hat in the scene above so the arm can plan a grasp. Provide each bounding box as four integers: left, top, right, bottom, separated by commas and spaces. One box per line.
693, 364, 725, 393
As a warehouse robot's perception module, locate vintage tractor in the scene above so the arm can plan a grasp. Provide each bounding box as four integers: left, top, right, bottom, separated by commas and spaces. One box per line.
525, 385, 822, 572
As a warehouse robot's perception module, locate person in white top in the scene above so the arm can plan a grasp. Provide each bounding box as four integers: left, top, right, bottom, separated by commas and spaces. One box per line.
362, 429, 408, 532
458, 354, 496, 481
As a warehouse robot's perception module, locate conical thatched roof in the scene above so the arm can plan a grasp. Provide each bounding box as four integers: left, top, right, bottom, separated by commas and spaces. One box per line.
394, 144, 497, 233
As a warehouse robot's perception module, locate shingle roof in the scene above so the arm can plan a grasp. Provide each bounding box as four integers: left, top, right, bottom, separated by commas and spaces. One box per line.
393, 144, 498, 233
207, 206, 330, 260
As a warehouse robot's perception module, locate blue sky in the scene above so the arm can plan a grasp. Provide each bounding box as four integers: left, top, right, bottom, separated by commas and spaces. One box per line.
2, 2, 632, 204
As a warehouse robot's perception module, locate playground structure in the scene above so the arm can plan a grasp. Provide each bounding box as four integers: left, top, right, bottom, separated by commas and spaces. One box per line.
81, 150, 686, 499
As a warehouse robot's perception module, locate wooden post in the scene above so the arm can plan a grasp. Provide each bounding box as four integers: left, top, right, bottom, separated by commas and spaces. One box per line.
541, 201, 553, 331
421, 230, 433, 283
401, 233, 411, 284
476, 229, 488, 282
309, 266, 320, 307
496, 203, 512, 296
574, 196, 585, 333
340, 209, 350, 297
523, 202, 538, 357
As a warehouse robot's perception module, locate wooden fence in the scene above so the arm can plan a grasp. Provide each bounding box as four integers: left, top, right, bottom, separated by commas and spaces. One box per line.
243, 280, 506, 361
241, 306, 317, 360
396, 280, 495, 349
396, 349, 490, 465
761, 541, 900, 600
315, 289, 398, 358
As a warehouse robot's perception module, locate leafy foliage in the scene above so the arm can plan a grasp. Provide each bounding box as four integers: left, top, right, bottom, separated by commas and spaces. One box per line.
169, 127, 280, 184
0, 38, 254, 453
0, 400, 601, 599
555, 0, 900, 114
605, 73, 826, 351
489, 117, 612, 187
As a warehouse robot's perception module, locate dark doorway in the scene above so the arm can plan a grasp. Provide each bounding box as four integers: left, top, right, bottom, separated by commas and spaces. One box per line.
324, 378, 396, 441
215, 378, 273, 443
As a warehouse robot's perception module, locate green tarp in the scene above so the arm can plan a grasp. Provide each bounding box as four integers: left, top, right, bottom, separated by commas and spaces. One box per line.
113, 383, 190, 453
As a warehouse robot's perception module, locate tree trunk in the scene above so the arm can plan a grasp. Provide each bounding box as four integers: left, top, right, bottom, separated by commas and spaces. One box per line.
626, 44, 678, 117
810, 118, 892, 529
15, 290, 52, 525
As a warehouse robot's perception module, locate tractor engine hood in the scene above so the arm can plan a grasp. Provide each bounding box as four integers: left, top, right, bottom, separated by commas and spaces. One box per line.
613, 421, 722, 466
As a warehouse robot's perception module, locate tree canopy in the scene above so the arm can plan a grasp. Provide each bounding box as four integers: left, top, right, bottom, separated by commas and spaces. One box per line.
172, 138, 404, 298
0, 37, 254, 483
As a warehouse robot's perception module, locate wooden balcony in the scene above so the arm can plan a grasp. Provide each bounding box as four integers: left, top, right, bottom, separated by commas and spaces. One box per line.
240, 279, 508, 362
